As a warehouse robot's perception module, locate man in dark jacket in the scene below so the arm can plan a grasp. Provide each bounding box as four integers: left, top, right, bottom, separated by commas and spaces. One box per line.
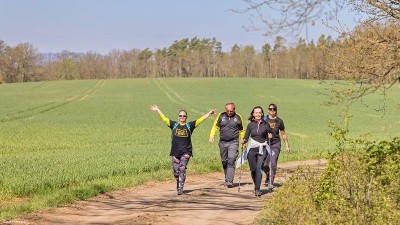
209, 102, 244, 188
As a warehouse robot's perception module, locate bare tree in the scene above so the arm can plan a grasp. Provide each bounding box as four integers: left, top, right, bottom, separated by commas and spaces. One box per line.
235, 0, 347, 36
239, 0, 400, 105
0, 43, 38, 83
326, 20, 400, 105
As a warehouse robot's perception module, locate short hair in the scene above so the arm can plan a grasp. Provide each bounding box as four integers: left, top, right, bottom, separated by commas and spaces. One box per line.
225, 101, 235, 110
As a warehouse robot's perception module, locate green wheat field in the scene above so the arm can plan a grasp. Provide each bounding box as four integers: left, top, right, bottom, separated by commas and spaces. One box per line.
1, 78, 399, 219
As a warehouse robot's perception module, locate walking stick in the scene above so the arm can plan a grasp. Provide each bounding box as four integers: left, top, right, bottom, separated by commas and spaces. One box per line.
238, 145, 244, 193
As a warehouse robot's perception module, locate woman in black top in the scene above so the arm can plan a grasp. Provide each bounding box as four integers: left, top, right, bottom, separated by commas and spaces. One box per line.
263, 103, 291, 189
149, 104, 216, 195
241, 106, 271, 196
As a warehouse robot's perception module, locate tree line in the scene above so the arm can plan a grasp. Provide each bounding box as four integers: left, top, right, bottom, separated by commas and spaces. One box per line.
0, 35, 338, 83
1, 22, 398, 87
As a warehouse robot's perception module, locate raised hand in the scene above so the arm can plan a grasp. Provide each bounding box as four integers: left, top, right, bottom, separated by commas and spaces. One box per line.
149, 104, 160, 111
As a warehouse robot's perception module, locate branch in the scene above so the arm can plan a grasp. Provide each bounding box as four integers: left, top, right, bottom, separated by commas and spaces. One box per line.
368, 0, 400, 20
234, 0, 347, 37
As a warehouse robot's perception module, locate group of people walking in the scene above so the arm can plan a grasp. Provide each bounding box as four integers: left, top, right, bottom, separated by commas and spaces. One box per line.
149, 102, 291, 196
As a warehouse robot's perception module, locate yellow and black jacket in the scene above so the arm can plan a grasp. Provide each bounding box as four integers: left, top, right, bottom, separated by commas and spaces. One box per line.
210, 112, 245, 142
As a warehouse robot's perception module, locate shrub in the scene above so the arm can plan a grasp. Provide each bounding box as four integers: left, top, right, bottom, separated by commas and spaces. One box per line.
255, 117, 400, 225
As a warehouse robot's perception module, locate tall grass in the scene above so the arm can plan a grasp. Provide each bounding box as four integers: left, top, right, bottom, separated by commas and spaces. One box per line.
0, 78, 399, 219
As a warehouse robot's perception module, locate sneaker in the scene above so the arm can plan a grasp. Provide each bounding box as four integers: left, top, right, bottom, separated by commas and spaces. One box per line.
268, 183, 274, 190
255, 190, 262, 197
177, 188, 183, 195
226, 181, 233, 188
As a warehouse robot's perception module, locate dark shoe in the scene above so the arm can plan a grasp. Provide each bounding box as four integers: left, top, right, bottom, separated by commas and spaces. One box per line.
264, 177, 270, 186
226, 181, 233, 188
177, 188, 183, 195
255, 190, 262, 197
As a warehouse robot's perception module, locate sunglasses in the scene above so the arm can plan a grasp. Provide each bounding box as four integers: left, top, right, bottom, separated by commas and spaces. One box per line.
178, 115, 187, 118
268, 108, 277, 111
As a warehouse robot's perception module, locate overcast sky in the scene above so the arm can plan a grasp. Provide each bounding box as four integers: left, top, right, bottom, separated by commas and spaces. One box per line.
0, 0, 360, 54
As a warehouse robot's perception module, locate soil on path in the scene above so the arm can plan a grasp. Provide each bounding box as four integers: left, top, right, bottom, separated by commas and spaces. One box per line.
3, 159, 326, 225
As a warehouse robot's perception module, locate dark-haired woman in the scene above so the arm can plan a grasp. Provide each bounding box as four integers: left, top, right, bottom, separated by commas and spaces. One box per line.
263, 103, 291, 189
241, 106, 271, 197
149, 104, 216, 195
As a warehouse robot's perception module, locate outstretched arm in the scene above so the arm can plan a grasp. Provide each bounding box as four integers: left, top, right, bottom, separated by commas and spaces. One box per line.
149, 104, 162, 114
203, 109, 217, 120
149, 104, 170, 126
195, 109, 217, 127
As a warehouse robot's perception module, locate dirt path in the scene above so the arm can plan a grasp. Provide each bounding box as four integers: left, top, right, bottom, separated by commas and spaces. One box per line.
3, 159, 326, 225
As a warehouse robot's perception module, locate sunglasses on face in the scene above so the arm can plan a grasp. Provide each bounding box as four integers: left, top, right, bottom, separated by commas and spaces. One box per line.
178, 115, 187, 118
268, 108, 276, 111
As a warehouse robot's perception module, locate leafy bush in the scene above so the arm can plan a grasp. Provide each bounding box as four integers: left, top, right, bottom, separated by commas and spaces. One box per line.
255, 117, 400, 225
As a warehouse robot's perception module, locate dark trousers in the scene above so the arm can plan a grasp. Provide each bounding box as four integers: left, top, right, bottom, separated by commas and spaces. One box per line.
247, 147, 266, 191
263, 142, 281, 185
